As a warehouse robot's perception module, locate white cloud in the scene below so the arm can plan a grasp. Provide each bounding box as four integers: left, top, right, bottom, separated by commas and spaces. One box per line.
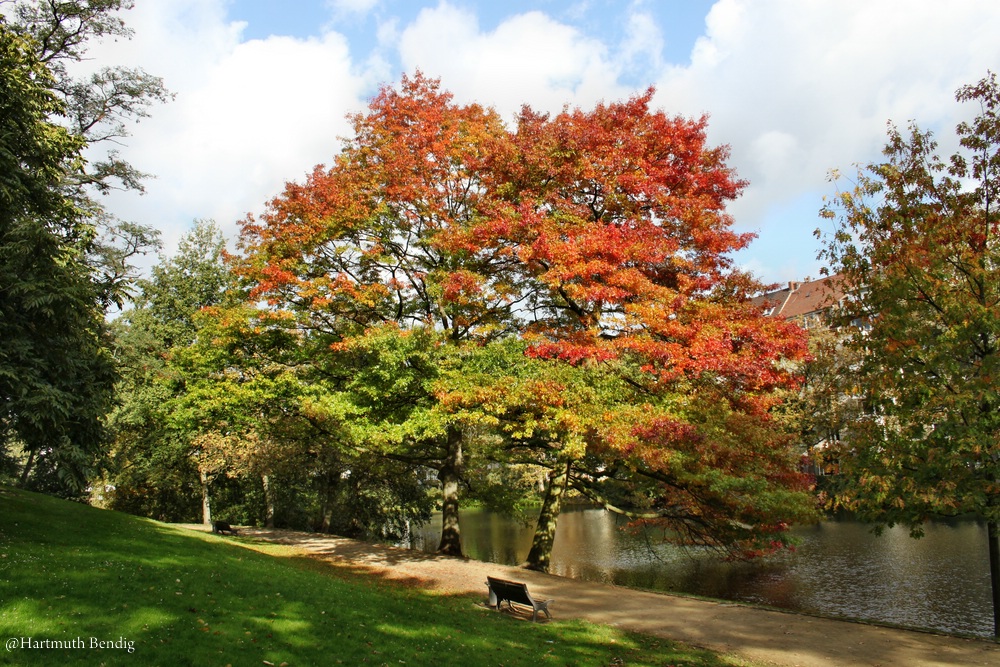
396, 2, 628, 119
647, 0, 1000, 280
618, 6, 664, 75
69, 0, 1000, 285
751, 131, 801, 187
80, 0, 370, 255
656, 0, 1000, 228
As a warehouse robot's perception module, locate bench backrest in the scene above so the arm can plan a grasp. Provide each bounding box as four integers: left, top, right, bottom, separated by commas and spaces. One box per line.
487, 576, 533, 606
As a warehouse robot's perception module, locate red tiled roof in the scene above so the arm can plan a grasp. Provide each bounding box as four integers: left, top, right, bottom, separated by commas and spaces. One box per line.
753, 275, 845, 320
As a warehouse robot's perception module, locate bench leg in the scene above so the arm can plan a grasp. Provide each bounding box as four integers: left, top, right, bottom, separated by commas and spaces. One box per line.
532, 603, 552, 622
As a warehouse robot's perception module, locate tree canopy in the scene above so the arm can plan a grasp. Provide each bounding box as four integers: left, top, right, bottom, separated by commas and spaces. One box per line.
820, 71, 1000, 636
235, 73, 814, 562
0, 17, 112, 492
0, 1, 169, 493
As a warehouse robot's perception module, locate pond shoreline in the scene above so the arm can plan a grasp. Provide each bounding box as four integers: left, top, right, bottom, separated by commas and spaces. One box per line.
406, 507, 996, 637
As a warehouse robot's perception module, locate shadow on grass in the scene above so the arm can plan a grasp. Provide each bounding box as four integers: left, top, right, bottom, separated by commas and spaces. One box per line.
0, 487, 739, 667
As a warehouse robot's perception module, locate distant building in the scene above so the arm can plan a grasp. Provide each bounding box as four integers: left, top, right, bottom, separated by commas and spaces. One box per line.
754, 275, 850, 479
752, 275, 845, 328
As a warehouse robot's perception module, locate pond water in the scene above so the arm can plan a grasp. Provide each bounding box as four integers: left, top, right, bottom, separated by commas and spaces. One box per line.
405, 507, 994, 637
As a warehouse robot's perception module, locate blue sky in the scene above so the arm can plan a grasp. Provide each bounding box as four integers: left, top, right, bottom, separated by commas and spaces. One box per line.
228, 1, 714, 71
81, 0, 1000, 286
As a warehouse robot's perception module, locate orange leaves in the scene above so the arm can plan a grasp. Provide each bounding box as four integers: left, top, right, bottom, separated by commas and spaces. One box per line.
524, 337, 618, 365
438, 269, 484, 303
256, 264, 298, 293
490, 87, 808, 390
234, 71, 806, 400
629, 414, 701, 457
233, 73, 524, 342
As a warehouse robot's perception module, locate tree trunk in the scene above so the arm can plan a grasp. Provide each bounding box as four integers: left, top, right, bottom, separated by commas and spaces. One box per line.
525, 459, 572, 572
200, 468, 212, 526
261, 474, 275, 528
437, 427, 464, 557
17, 449, 35, 488
989, 520, 1000, 637
319, 470, 339, 533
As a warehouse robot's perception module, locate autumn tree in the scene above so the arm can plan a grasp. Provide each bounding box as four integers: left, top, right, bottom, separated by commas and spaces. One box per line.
490, 93, 815, 568
820, 72, 1000, 636
236, 73, 516, 555
237, 74, 815, 563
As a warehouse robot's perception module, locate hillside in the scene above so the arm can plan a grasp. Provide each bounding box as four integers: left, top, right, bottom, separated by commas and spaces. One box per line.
0, 487, 739, 666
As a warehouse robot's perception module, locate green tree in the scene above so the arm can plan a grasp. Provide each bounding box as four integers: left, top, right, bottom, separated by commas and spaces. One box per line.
1, 1, 169, 494
8, 0, 170, 190
167, 303, 434, 535
0, 18, 114, 493
127, 220, 231, 348
820, 72, 1000, 636
165, 303, 310, 527
105, 220, 232, 520
6, 0, 171, 307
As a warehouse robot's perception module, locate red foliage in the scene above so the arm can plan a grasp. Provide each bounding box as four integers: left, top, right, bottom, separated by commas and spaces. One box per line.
230, 73, 814, 558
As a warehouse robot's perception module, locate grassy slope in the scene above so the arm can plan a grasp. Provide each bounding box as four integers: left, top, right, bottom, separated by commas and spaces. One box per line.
0, 487, 752, 667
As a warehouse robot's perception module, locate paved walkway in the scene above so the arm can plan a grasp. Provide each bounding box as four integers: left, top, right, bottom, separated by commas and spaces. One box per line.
226, 527, 999, 667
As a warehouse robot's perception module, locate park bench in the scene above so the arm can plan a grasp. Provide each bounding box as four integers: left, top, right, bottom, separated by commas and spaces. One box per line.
212, 520, 238, 535
485, 576, 553, 622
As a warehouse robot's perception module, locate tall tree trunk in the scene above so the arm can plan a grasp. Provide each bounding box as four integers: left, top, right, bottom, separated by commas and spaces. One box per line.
989, 520, 1000, 637
437, 426, 464, 557
261, 473, 275, 528
200, 468, 212, 526
17, 449, 36, 488
525, 459, 572, 572
319, 470, 339, 533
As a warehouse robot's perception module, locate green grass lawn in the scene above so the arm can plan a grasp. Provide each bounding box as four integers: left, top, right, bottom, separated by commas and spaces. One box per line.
0, 487, 754, 666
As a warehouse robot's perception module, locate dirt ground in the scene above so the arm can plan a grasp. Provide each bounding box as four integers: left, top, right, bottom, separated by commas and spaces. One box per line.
186, 525, 1000, 667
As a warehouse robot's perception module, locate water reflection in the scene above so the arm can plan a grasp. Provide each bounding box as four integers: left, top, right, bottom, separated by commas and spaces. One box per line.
407, 507, 993, 637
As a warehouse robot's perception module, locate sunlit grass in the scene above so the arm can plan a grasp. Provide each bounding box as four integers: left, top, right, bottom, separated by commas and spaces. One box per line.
0, 486, 755, 666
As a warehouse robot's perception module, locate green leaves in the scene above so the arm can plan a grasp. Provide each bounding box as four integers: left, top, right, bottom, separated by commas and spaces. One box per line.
0, 2, 170, 493
0, 23, 80, 220
228, 73, 814, 557
0, 22, 114, 493
821, 72, 1000, 531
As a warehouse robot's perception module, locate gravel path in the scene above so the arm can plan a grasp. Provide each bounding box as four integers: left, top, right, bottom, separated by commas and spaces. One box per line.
192, 525, 1000, 667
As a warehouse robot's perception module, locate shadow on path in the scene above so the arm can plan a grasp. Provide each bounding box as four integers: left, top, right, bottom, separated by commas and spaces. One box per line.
191, 525, 1000, 667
